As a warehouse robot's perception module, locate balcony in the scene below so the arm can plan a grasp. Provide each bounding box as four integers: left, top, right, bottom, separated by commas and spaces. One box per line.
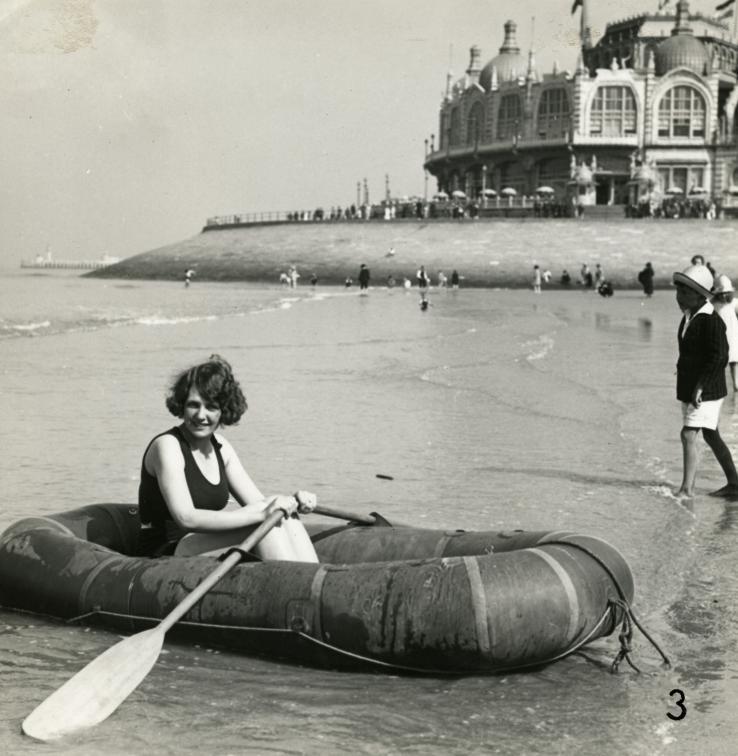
572, 134, 639, 147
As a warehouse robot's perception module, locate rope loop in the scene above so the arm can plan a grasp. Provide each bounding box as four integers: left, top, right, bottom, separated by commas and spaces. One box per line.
607, 597, 671, 674
541, 539, 672, 674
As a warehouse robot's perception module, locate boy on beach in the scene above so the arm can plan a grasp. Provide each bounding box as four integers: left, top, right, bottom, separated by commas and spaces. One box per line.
673, 264, 738, 500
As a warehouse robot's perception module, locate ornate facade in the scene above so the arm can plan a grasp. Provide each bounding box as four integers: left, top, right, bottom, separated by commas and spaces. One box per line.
423, 1, 738, 208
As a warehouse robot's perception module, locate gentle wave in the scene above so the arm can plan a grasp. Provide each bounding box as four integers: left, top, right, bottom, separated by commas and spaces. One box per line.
0, 312, 224, 339
135, 314, 218, 326
0, 288, 324, 339
1, 320, 51, 334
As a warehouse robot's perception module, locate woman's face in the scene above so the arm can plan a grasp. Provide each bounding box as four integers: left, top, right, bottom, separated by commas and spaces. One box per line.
182, 386, 222, 439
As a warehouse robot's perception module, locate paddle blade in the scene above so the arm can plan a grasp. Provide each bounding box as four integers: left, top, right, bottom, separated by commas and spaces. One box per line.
22, 626, 164, 742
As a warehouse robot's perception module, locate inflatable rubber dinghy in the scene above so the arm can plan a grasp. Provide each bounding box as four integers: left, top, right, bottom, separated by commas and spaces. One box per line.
0, 504, 634, 674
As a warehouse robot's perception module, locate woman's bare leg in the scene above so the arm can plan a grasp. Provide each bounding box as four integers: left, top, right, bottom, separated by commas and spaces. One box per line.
174, 517, 318, 562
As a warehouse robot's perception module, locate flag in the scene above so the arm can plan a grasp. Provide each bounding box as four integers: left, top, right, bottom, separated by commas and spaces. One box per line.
571, 0, 582, 14
658, 0, 670, 9
716, 0, 735, 11
718, 7, 734, 18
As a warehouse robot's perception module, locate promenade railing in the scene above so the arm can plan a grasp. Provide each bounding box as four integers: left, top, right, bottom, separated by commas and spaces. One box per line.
203, 196, 562, 229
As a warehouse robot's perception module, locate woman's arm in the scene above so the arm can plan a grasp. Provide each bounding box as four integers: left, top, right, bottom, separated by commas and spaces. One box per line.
149, 435, 294, 533
220, 435, 317, 515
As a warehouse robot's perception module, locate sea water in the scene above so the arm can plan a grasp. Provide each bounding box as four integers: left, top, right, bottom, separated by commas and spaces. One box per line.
0, 266, 737, 755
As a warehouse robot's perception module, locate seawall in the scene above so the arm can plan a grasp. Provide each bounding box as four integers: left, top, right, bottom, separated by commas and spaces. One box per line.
86, 218, 737, 289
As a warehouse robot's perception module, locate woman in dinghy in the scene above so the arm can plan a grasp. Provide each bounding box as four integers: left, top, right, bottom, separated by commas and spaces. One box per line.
136, 354, 318, 561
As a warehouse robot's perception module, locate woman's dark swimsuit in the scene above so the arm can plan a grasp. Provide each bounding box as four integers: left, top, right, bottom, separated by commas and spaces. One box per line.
137, 426, 230, 557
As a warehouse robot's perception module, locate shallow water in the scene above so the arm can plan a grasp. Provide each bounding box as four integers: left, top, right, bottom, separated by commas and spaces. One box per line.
1, 268, 737, 755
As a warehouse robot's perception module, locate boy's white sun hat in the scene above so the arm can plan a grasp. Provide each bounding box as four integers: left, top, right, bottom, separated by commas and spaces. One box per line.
712, 274, 735, 295
672, 264, 714, 297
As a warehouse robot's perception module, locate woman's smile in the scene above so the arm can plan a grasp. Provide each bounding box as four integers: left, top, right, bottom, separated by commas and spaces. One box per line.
182, 387, 222, 438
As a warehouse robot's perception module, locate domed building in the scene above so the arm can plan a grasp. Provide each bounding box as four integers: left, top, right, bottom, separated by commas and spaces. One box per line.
654, 8, 710, 76
424, 0, 738, 212
478, 20, 531, 90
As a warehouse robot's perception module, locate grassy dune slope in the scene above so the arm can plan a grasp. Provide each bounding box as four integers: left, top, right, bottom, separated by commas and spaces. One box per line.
87, 219, 738, 289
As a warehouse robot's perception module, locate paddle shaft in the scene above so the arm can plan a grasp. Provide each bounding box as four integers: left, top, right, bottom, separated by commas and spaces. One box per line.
159, 509, 285, 631
22, 508, 286, 741
312, 505, 376, 525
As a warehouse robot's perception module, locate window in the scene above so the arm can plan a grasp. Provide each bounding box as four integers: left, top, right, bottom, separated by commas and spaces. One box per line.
466, 102, 484, 146
497, 94, 522, 140
657, 86, 706, 138
499, 161, 525, 192
670, 167, 688, 193
449, 108, 462, 147
537, 89, 571, 138
689, 167, 705, 191
589, 86, 637, 136
538, 158, 570, 185
657, 164, 707, 193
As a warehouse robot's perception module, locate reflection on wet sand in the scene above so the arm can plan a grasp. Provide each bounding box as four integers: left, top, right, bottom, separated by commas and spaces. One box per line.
717, 502, 738, 531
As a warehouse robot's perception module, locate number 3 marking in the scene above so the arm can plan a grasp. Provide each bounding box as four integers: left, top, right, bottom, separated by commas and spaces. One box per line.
667, 688, 687, 721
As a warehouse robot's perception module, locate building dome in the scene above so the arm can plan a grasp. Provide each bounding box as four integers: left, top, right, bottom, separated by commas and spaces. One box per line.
654, 0, 709, 76
479, 20, 528, 90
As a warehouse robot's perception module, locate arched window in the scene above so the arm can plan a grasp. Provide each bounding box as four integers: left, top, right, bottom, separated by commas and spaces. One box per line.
537, 157, 570, 186
657, 86, 706, 138
537, 88, 571, 139
589, 86, 637, 136
498, 161, 525, 192
497, 94, 522, 140
466, 102, 484, 146
449, 108, 462, 147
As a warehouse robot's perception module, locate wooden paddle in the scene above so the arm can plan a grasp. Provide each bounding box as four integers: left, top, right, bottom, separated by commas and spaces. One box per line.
22, 508, 286, 742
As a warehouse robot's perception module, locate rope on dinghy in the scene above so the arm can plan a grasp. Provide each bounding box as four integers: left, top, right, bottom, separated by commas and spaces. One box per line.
542, 539, 671, 672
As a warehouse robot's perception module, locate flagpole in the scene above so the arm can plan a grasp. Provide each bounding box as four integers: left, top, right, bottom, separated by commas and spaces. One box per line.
580, 0, 589, 48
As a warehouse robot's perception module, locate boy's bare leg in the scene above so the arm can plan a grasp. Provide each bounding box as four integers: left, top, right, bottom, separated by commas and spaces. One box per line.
676, 427, 701, 498
703, 427, 738, 497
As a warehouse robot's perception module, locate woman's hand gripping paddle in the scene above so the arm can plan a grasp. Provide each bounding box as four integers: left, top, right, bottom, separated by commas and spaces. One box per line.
22, 509, 287, 742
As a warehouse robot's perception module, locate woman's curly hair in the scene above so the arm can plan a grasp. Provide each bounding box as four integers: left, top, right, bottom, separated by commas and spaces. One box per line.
165, 355, 247, 426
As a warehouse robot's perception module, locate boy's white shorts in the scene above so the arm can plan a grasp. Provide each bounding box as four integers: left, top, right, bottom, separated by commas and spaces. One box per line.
681, 399, 723, 430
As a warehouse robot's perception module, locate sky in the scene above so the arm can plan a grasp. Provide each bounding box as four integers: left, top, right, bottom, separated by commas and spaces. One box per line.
0, 0, 728, 266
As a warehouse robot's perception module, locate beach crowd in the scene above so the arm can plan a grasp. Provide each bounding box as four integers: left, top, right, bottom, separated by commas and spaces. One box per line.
625, 196, 718, 220
280, 194, 725, 225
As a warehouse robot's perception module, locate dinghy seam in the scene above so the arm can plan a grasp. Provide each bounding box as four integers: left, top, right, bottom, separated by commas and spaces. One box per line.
309, 565, 329, 639
529, 548, 580, 643
463, 556, 492, 656
77, 555, 122, 615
